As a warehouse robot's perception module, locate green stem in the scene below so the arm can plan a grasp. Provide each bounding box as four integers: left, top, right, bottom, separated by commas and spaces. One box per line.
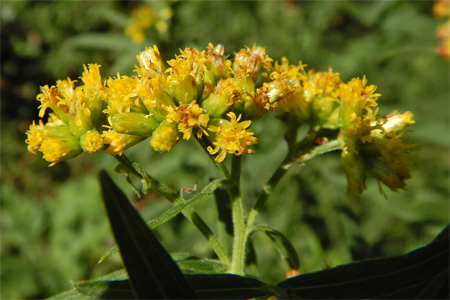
229, 155, 246, 275
195, 136, 231, 180
246, 127, 319, 235
112, 154, 230, 265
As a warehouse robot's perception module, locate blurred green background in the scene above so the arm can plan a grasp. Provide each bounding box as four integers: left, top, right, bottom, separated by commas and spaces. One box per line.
1, 1, 449, 299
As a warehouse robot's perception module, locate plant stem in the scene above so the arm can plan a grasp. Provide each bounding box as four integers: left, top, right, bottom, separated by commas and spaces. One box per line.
229, 155, 246, 275
112, 154, 230, 265
195, 136, 231, 180
245, 127, 319, 235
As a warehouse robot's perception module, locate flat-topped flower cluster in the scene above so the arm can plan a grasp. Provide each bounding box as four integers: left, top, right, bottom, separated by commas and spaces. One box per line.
26, 43, 416, 193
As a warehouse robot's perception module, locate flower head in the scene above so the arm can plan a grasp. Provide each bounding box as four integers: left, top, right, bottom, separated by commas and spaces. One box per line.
102, 130, 145, 155
233, 45, 272, 79
207, 112, 258, 162
135, 45, 166, 77
165, 101, 209, 140
25, 116, 82, 166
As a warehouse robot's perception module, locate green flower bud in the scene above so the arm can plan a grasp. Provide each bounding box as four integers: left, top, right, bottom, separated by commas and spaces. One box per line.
111, 113, 159, 136
322, 107, 341, 130
202, 93, 230, 118
311, 96, 336, 127
166, 79, 198, 105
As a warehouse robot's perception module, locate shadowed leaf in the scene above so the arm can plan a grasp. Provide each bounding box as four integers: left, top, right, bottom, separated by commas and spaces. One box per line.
99, 170, 198, 299
279, 225, 449, 299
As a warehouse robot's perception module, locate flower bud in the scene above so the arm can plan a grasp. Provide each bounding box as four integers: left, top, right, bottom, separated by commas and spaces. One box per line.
102, 130, 145, 155
110, 113, 159, 136
80, 130, 104, 153
232, 45, 272, 79
135, 45, 166, 77
150, 120, 179, 152
26, 121, 82, 166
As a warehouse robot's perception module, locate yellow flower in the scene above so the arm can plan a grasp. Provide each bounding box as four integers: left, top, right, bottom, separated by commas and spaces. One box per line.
125, 6, 155, 44
202, 75, 249, 117
263, 57, 306, 82
359, 134, 416, 192
341, 109, 416, 193
207, 112, 258, 162
133, 75, 174, 121
25, 116, 82, 166
102, 130, 145, 155
257, 72, 301, 112
165, 101, 209, 140
135, 45, 166, 77
339, 76, 380, 129
433, 0, 450, 18
36, 80, 73, 124
165, 47, 209, 104
104, 75, 143, 115
232, 45, 273, 79
374, 110, 415, 137
80, 130, 104, 153
202, 43, 233, 98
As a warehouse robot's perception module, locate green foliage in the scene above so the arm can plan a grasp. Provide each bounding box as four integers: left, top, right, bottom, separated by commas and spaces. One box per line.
52, 175, 450, 299
1, 0, 448, 298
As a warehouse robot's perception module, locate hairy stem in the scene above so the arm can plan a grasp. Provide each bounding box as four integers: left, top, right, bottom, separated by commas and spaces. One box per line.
229, 155, 246, 275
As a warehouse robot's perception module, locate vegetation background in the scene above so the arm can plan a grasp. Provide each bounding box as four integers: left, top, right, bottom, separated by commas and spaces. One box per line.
1, 1, 449, 299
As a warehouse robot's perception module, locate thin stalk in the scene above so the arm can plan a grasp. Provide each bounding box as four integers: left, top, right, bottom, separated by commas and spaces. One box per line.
246, 126, 319, 234
229, 155, 246, 275
195, 136, 231, 180
112, 154, 230, 265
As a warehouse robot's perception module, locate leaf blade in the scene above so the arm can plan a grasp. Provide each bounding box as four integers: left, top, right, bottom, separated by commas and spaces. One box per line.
279, 225, 449, 299
99, 170, 198, 299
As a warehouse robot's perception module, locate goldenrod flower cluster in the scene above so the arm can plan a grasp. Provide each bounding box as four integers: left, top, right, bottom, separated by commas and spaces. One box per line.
433, 0, 450, 59
125, 4, 173, 44
26, 43, 416, 193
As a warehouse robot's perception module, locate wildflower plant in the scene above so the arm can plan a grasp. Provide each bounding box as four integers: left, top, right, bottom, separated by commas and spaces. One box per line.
26, 44, 448, 299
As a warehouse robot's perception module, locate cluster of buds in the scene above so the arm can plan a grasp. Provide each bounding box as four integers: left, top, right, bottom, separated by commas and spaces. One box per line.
433, 0, 450, 59
26, 43, 416, 193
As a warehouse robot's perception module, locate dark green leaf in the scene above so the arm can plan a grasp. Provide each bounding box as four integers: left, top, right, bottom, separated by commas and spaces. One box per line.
58, 273, 277, 300
251, 224, 300, 270
74, 280, 135, 299
99, 170, 198, 299
278, 225, 449, 299
98, 179, 226, 264
186, 274, 277, 299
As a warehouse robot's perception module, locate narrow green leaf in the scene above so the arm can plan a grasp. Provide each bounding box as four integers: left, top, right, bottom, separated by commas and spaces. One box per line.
278, 225, 449, 299
98, 179, 226, 264
251, 224, 300, 270
74, 280, 135, 299
47, 289, 85, 300
99, 170, 198, 299
64, 273, 277, 300
66, 33, 132, 51
186, 274, 277, 299
177, 259, 228, 274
